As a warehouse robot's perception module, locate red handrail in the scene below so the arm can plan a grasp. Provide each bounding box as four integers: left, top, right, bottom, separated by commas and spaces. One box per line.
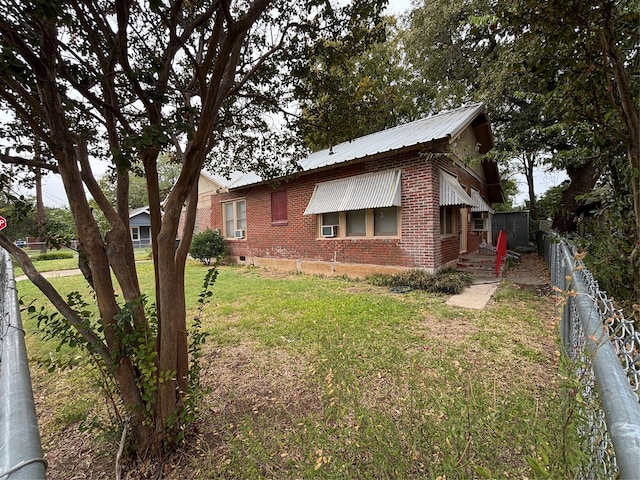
495, 230, 507, 277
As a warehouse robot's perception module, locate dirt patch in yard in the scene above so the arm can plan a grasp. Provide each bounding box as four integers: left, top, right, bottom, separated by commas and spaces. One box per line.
34, 342, 320, 480
505, 253, 551, 286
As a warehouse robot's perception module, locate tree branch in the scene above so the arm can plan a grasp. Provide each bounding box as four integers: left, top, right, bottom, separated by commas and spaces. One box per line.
0, 152, 59, 173
0, 234, 111, 364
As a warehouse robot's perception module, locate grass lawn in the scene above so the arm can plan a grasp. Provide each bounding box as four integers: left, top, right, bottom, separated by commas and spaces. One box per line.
18, 263, 578, 479
12, 247, 152, 277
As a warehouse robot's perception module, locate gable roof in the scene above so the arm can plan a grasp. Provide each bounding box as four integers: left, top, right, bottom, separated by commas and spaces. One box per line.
227, 103, 494, 190
129, 206, 150, 218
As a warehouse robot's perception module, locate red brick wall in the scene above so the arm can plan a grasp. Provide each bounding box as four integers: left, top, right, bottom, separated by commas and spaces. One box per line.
209, 149, 496, 272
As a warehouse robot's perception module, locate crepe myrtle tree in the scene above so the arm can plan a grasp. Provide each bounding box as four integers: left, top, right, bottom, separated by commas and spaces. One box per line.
0, 0, 386, 456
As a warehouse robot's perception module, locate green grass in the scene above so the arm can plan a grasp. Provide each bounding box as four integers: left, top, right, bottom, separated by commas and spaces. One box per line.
18, 265, 581, 479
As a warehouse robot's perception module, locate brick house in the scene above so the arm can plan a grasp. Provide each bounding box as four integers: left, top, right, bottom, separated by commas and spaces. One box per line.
201, 103, 503, 277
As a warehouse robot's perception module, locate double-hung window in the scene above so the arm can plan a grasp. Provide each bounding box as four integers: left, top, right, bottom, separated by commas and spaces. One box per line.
223, 199, 246, 238
320, 207, 400, 238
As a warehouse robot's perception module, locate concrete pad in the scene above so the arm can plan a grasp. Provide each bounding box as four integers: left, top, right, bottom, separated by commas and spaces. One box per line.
15, 269, 82, 282
446, 282, 499, 310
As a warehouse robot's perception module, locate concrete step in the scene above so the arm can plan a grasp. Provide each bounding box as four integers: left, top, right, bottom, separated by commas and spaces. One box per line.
456, 253, 506, 283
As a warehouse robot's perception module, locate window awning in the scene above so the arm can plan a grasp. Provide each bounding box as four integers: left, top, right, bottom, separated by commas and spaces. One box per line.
304, 169, 402, 215
471, 189, 494, 213
439, 170, 474, 207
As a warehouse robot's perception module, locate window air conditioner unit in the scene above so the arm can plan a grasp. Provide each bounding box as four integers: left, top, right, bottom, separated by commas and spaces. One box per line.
473, 218, 487, 231
321, 225, 337, 237
234, 229, 246, 239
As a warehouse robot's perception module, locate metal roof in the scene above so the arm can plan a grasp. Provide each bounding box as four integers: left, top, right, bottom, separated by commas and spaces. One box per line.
470, 189, 494, 213
228, 103, 489, 189
303, 169, 402, 215
439, 170, 474, 207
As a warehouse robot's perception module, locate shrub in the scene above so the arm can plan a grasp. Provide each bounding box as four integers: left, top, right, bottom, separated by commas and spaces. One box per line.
429, 266, 472, 295
33, 251, 75, 261
367, 267, 471, 295
189, 229, 226, 265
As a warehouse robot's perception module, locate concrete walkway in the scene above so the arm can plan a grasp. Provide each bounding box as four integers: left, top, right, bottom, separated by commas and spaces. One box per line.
446, 253, 549, 310
446, 281, 500, 310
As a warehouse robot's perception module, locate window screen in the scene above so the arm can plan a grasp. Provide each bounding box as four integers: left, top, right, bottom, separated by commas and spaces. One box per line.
322, 212, 339, 226
346, 210, 366, 236
374, 207, 398, 236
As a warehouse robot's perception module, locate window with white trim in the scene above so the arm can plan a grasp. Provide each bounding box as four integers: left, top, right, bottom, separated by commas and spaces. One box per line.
223, 199, 246, 238
131, 226, 140, 241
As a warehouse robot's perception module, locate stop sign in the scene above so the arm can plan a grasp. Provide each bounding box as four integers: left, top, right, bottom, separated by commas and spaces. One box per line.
0, 216, 5, 231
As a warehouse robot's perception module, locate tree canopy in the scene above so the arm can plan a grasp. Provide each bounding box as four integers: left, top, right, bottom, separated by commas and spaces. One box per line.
0, 0, 387, 457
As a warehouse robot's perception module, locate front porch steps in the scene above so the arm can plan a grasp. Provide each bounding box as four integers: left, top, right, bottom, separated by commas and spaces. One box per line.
456, 253, 506, 284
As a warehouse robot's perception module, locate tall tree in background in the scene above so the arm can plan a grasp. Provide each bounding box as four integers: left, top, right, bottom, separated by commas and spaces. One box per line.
98, 155, 182, 210
500, 0, 639, 303
294, 14, 406, 150
403, 0, 497, 111
0, 0, 386, 456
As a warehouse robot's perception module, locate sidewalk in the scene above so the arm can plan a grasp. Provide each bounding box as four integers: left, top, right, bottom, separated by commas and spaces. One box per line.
15, 269, 82, 282
446, 281, 500, 309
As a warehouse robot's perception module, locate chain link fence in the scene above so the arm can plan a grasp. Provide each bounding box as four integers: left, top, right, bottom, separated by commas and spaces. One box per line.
545, 236, 640, 479
0, 248, 47, 479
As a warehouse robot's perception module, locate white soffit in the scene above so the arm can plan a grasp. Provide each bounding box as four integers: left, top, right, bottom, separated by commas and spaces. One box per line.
440, 170, 474, 207
304, 169, 402, 215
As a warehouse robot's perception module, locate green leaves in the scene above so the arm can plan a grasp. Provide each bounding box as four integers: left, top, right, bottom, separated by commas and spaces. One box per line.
189, 228, 227, 266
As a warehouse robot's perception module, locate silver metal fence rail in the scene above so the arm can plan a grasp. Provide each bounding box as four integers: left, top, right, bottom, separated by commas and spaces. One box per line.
0, 248, 47, 479
545, 236, 640, 480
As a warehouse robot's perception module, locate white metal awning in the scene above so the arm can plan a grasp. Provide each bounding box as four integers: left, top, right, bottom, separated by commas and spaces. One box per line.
304, 169, 402, 215
471, 189, 494, 213
439, 170, 474, 207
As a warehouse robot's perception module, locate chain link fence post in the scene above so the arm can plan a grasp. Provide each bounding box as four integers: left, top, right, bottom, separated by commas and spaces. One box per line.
546, 235, 640, 479
0, 248, 47, 479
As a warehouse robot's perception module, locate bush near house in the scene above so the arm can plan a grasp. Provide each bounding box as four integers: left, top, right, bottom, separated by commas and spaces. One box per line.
189, 229, 227, 265
367, 266, 472, 294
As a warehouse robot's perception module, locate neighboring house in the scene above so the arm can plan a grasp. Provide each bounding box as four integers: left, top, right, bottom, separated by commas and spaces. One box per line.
129, 207, 152, 248
208, 103, 503, 277
178, 171, 227, 239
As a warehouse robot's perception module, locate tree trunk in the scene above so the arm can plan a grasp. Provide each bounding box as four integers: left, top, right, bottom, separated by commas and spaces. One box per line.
598, 0, 640, 305
523, 151, 538, 221
552, 162, 599, 232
